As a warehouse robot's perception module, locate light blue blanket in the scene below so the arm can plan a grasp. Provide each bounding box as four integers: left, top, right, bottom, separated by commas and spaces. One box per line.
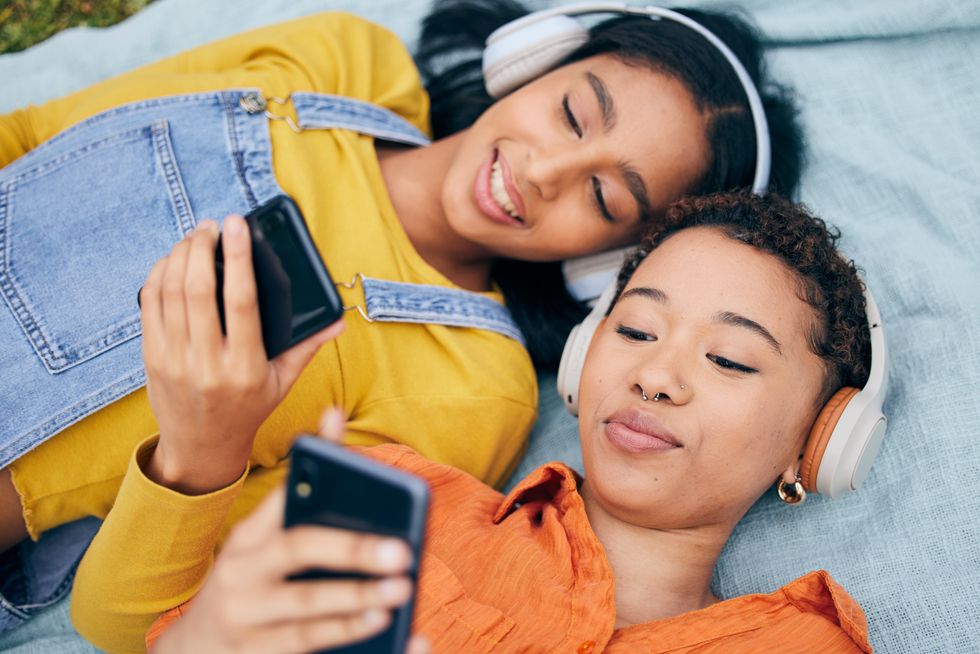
2, 1, 979, 652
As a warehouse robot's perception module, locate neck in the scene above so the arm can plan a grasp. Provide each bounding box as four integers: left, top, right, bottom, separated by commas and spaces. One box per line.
377, 132, 493, 291
581, 481, 733, 628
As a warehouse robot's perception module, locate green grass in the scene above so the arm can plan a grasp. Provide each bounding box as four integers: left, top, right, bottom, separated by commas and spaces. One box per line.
0, 0, 156, 54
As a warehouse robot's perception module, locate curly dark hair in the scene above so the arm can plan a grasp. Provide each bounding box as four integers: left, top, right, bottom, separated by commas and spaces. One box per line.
612, 191, 871, 404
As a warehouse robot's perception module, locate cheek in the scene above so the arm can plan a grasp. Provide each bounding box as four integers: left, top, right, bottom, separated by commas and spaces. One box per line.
694, 394, 790, 482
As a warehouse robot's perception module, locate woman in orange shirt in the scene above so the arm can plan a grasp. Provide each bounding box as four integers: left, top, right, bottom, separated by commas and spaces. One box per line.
143, 191, 876, 653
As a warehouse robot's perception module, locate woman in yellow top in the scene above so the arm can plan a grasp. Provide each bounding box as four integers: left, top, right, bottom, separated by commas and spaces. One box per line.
0, 0, 803, 639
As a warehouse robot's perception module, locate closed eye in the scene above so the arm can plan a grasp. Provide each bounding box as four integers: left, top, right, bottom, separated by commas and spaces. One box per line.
562, 94, 582, 137
707, 354, 757, 374
616, 325, 656, 342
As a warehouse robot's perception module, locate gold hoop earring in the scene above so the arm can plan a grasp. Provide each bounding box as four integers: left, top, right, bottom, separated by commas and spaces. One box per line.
777, 475, 806, 505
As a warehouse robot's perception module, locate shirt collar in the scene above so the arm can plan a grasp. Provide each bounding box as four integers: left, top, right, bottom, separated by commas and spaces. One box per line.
493, 461, 583, 524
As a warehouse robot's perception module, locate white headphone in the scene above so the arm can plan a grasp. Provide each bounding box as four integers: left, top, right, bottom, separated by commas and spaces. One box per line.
483, 4, 773, 301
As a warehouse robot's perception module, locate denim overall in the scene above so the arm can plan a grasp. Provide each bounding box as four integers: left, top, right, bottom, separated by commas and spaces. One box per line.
0, 90, 522, 631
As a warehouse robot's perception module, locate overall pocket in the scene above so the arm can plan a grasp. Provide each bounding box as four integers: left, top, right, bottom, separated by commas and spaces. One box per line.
0, 119, 194, 373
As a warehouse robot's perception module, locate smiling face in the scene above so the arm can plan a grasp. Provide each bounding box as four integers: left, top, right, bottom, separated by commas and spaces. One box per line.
577, 227, 827, 530
440, 54, 709, 262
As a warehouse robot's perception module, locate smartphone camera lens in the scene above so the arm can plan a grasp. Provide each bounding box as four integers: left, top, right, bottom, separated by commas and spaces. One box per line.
295, 458, 319, 500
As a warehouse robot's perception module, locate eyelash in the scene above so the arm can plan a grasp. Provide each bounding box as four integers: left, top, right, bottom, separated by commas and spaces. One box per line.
562, 94, 616, 223
615, 325, 759, 374
707, 355, 758, 375
616, 325, 656, 342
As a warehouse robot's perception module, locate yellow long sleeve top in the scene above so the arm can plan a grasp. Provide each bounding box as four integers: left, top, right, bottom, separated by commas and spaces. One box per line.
2, 13, 537, 652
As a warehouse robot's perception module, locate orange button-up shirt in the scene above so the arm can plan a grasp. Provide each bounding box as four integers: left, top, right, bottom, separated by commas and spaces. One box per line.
149, 445, 872, 652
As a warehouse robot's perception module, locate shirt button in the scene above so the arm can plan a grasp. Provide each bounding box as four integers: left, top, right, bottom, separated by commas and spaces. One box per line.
577, 641, 596, 654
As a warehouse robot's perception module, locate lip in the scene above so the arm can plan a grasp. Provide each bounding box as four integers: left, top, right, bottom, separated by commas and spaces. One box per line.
474, 149, 524, 228
603, 408, 683, 454
496, 151, 527, 219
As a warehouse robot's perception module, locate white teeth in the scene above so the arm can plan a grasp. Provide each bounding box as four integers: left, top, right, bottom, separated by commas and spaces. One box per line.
490, 160, 520, 219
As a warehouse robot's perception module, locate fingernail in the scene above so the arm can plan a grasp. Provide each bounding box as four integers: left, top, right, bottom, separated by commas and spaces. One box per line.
377, 578, 410, 601
375, 539, 409, 569
225, 215, 244, 237
362, 608, 387, 628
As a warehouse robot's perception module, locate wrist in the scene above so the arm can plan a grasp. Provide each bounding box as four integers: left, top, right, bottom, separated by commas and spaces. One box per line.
143, 439, 249, 495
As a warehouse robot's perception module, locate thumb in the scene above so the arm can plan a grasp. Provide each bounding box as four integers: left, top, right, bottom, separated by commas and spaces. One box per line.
317, 407, 347, 443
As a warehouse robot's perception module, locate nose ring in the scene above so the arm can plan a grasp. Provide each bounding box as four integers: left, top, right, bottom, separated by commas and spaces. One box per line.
653, 392, 663, 402
641, 390, 649, 401
680, 384, 686, 390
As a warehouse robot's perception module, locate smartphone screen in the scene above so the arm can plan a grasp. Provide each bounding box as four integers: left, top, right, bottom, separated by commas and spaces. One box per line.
285, 437, 429, 654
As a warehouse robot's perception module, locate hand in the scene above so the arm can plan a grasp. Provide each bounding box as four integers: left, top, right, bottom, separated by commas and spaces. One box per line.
139, 217, 344, 494
150, 475, 429, 654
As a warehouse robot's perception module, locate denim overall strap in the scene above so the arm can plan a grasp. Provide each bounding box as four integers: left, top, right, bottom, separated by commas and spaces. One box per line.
361, 277, 525, 347
291, 93, 431, 146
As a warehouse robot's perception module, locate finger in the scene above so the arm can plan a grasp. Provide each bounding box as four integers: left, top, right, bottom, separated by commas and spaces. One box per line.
269, 320, 345, 396
220, 214, 264, 357
245, 609, 391, 654
140, 256, 170, 363
236, 576, 412, 626
161, 234, 194, 361
407, 635, 432, 654
253, 527, 413, 582
317, 407, 346, 443
184, 221, 223, 358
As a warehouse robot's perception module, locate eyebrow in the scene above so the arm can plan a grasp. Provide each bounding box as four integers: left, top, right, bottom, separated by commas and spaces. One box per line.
619, 286, 668, 304
586, 72, 654, 222
618, 287, 783, 354
587, 71, 616, 131
715, 311, 783, 355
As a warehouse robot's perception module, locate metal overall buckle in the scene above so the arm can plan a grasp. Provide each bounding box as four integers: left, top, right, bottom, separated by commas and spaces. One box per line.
335, 273, 374, 323
239, 92, 303, 133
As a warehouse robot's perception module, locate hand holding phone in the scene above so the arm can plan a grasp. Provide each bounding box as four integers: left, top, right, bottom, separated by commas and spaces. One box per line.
285, 437, 430, 654
149, 482, 428, 654
137, 216, 343, 495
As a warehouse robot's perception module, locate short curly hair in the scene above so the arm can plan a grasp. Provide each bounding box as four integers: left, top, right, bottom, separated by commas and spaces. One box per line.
612, 191, 871, 405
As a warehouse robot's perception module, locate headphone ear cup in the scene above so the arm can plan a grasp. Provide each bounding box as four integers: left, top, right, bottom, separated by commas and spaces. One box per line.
556, 320, 593, 416
556, 281, 619, 416
799, 387, 860, 492
483, 15, 589, 98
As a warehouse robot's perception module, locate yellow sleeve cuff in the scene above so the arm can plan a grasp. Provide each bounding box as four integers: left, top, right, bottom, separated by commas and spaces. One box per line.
70, 435, 250, 654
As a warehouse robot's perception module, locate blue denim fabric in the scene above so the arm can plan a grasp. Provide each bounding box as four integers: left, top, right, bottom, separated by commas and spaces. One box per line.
0, 91, 520, 635
0, 89, 285, 468
362, 277, 526, 346
0, 519, 101, 634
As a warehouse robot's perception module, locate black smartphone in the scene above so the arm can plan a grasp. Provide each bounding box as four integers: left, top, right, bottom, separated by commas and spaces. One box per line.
138, 195, 343, 359
285, 437, 430, 654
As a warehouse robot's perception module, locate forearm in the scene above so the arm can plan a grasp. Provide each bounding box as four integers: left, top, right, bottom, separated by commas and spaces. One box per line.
71, 436, 247, 654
